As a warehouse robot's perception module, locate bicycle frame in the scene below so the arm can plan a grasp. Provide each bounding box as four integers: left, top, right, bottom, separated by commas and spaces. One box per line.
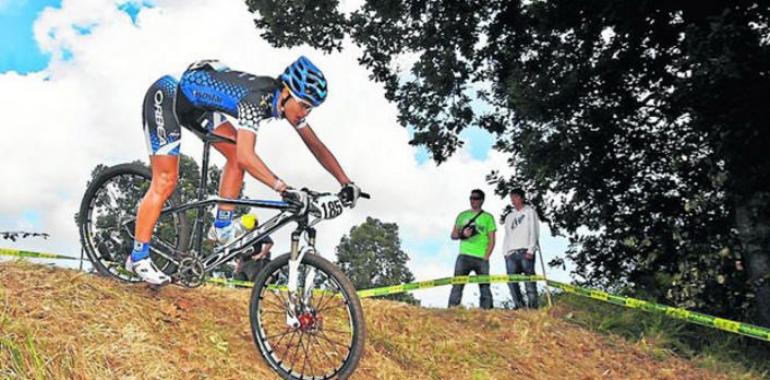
143, 131, 319, 276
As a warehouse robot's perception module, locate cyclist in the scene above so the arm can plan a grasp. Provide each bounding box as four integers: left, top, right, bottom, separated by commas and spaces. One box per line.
128, 56, 362, 284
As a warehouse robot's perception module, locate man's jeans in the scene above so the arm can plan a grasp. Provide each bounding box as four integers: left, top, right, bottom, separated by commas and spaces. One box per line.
506, 249, 538, 309
448, 254, 493, 309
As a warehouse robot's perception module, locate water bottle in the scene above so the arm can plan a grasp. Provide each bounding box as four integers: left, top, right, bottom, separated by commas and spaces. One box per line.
230, 214, 257, 249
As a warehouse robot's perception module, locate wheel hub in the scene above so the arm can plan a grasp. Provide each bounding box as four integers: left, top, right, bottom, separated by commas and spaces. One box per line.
298, 311, 320, 332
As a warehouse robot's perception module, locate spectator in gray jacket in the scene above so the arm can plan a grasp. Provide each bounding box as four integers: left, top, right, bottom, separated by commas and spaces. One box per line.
502, 188, 540, 309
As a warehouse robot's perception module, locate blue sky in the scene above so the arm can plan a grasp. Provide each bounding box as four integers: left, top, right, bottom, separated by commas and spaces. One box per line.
0, 0, 61, 73
0, 0, 149, 73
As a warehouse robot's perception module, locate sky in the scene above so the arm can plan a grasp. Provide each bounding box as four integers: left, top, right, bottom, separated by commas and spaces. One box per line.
0, 0, 571, 308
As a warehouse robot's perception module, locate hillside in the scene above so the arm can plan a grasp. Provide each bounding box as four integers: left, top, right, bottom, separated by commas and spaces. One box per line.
0, 261, 751, 379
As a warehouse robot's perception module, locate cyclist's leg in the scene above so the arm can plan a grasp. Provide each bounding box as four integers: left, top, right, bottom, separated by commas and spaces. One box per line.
135, 155, 179, 242
197, 113, 246, 243
130, 75, 181, 284
210, 117, 245, 208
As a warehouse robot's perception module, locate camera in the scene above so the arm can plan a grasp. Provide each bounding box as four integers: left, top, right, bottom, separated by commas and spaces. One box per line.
460, 224, 479, 240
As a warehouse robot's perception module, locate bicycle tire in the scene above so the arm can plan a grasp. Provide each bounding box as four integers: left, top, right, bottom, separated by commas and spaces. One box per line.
249, 252, 366, 380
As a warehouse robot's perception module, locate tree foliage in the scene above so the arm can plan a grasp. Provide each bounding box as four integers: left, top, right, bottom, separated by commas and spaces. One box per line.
335, 217, 418, 305
1, 232, 49, 241
247, 1, 770, 324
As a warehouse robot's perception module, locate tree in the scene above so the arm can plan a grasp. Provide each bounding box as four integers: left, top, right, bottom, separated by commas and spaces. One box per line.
247, 1, 770, 325
335, 217, 418, 305
1, 232, 49, 241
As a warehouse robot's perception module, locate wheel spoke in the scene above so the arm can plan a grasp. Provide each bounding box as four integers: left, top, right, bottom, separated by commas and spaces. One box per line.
316, 330, 350, 349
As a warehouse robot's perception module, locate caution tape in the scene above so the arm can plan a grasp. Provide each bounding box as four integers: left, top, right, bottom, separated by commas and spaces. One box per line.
207, 277, 254, 288
4, 247, 768, 342
357, 274, 543, 298
0, 248, 80, 261
205, 274, 545, 299
547, 280, 770, 342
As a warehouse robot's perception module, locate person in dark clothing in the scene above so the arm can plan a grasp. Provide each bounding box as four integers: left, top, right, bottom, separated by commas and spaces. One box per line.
233, 225, 273, 282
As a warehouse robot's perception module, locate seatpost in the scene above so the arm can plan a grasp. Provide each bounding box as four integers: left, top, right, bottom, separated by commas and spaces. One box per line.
199, 140, 211, 201
192, 140, 212, 254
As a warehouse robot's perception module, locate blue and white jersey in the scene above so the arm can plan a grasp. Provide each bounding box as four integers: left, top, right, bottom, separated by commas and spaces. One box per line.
177, 59, 283, 134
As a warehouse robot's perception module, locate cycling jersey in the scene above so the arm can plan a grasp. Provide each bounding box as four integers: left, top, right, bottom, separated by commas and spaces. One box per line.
142, 59, 302, 156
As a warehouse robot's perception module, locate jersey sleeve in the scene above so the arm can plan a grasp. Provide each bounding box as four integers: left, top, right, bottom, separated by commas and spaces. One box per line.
235, 101, 262, 134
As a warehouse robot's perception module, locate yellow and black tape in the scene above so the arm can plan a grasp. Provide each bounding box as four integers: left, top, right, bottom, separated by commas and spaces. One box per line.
357, 274, 544, 298
205, 274, 544, 298
0, 248, 80, 261
207, 277, 253, 288
546, 280, 770, 342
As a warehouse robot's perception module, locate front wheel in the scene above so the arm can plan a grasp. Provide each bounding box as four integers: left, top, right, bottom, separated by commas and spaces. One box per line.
249, 252, 366, 380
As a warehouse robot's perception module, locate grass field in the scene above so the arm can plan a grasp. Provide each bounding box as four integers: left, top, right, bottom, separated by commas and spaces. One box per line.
0, 261, 764, 379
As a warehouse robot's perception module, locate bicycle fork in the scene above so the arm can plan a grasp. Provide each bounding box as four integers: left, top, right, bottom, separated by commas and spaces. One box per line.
286, 229, 318, 329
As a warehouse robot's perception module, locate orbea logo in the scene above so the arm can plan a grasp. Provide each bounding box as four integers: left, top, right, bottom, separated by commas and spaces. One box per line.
154, 90, 168, 145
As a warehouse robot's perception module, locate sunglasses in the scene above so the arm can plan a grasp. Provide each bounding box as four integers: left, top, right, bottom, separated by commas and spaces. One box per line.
469, 196, 483, 201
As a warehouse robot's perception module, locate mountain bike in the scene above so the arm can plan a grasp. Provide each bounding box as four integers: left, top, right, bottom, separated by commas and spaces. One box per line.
77, 130, 368, 379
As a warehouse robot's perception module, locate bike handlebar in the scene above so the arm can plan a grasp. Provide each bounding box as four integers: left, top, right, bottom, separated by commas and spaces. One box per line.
282, 188, 371, 210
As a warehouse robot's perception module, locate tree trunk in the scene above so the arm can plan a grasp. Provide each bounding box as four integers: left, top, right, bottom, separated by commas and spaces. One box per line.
735, 191, 770, 327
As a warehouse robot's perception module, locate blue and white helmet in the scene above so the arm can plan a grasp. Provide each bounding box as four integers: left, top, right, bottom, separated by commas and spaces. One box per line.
280, 56, 328, 107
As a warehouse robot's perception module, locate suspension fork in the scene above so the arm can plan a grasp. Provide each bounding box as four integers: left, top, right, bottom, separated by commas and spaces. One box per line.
302, 229, 318, 304
288, 228, 317, 292
286, 228, 317, 327
286, 231, 303, 327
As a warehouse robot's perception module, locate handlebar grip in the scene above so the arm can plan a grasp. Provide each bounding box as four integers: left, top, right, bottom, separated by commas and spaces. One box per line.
360, 192, 371, 199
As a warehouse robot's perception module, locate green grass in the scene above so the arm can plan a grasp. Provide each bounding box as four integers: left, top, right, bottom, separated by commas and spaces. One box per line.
554, 293, 770, 379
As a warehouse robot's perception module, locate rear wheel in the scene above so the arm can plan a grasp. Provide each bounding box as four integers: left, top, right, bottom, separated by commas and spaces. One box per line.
78, 163, 188, 282
249, 252, 366, 379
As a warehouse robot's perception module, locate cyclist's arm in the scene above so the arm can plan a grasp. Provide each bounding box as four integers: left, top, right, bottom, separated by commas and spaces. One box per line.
236, 129, 287, 192
295, 123, 351, 185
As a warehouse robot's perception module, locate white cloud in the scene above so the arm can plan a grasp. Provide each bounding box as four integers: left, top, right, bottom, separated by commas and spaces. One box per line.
0, 0, 570, 307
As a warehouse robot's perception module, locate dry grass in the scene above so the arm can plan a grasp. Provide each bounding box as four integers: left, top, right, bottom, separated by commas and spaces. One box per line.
0, 261, 751, 380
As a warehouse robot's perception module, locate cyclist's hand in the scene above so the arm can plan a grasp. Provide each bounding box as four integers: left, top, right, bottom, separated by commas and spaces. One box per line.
281, 188, 306, 208
340, 182, 361, 208
273, 178, 288, 193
